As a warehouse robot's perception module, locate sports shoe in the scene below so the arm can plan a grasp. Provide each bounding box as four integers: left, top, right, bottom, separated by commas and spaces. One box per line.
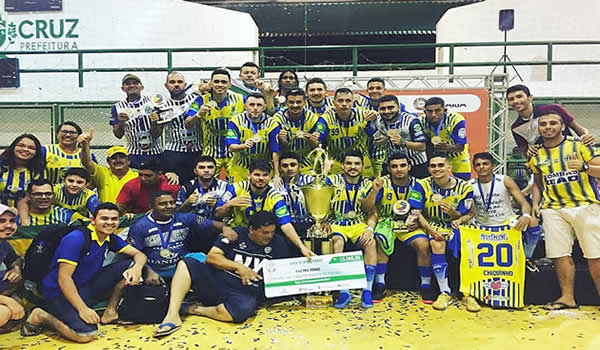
361, 290, 373, 308
372, 283, 386, 302
334, 292, 352, 309
463, 295, 481, 312
421, 287, 436, 305
432, 292, 454, 310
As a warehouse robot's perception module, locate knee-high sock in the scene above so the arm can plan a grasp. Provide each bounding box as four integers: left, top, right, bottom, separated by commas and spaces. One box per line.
365, 265, 376, 292
431, 253, 450, 294
418, 266, 433, 289
375, 263, 387, 286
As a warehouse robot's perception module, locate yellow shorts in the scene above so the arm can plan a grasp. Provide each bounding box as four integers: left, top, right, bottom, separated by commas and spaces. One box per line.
329, 156, 375, 178
449, 153, 471, 178
213, 157, 234, 181
331, 222, 369, 243
228, 163, 249, 183
395, 229, 429, 244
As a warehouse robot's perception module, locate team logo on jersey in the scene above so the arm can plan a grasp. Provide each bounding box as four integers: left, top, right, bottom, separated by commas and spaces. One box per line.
264, 246, 272, 254
458, 127, 466, 139
275, 206, 289, 217
408, 190, 422, 201
238, 242, 247, 250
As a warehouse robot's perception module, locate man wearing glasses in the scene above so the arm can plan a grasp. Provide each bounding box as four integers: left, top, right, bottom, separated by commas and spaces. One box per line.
20, 179, 84, 226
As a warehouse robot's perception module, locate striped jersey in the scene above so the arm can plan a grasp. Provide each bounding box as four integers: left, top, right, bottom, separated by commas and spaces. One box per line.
185, 92, 245, 159
277, 174, 315, 225
163, 92, 202, 153
306, 97, 334, 116
26, 205, 84, 226
0, 166, 42, 207
110, 95, 163, 156
43, 145, 96, 185
421, 112, 469, 160
315, 108, 370, 163
408, 176, 473, 227
528, 136, 600, 209
226, 112, 281, 168
373, 175, 417, 219
218, 181, 291, 229
354, 94, 378, 111
53, 184, 99, 217
176, 178, 229, 220
273, 109, 320, 167
325, 174, 372, 225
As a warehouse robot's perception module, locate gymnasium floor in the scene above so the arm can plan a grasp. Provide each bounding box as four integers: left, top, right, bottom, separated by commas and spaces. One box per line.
1, 291, 598, 350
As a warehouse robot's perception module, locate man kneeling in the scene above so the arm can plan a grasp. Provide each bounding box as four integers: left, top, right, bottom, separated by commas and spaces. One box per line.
154, 211, 291, 337
21, 202, 147, 343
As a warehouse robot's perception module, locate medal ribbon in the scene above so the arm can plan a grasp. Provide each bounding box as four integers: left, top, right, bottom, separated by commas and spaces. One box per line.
391, 182, 409, 201
250, 187, 270, 213
344, 176, 362, 214
477, 175, 496, 212
432, 114, 445, 137
152, 214, 175, 250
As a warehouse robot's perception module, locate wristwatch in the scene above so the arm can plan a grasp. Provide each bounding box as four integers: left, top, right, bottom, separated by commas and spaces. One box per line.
581, 162, 590, 172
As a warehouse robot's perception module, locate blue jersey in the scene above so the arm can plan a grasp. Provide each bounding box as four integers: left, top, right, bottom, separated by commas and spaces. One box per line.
277, 175, 315, 225
176, 178, 229, 220
128, 213, 216, 277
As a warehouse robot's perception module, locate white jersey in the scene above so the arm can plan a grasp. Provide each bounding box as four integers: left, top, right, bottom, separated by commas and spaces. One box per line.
111, 95, 163, 156
163, 92, 202, 153
469, 174, 515, 226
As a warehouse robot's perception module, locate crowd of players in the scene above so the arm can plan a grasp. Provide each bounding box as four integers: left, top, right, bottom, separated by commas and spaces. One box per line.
0, 63, 599, 342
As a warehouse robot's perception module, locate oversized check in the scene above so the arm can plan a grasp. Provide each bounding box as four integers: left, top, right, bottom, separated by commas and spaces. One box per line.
263, 252, 366, 298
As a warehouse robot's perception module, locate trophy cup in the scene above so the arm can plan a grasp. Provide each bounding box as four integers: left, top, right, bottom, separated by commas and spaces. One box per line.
391, 199, 412, 234
301, 145, 334, 255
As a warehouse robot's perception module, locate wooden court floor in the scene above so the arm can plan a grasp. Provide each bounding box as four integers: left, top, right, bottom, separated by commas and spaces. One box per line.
1, 291, 598, 350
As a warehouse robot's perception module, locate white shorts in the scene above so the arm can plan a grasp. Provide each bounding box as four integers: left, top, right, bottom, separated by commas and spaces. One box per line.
541, 204, 600, 259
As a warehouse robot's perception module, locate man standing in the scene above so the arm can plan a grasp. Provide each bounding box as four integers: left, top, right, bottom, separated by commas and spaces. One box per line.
226, 94, 282, 183
116, 159, 180, 215
315, 88, 373, 177
161, 72, 201, 183
184, 69, 245, 175
305, 78, 334, 115
215, 160, 313, 258
529, 112, 600, 310
421, 97, 471, 180
367, 95, 429, 178
273, 88, 321, 170
363, 153, 434, 304
354, 77, 386, 111
324, 151, 377, 309
408, 153, 474, 310
21, 203, 147, 342
507, 84, 593, 157
176, 156, 229, 221
153, 211, 292, 337
110, 74, 163, 169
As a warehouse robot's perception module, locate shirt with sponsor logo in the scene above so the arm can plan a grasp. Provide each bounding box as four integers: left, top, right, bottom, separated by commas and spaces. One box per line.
408, 176, 473, 227
163, 92, 202, 153
421, 112, 469, 161
325, 174, 372, 225
218, 181, 292, 228
176, 178, 229, 220
110, 95, 163, 156
226, 112, 281, 169
528, 136, 600, 209
185, 92, 245, 159
277, 174, 315, 226
315, 108, 370, 163
273, 109, 321, 168
372, 175, 417, 219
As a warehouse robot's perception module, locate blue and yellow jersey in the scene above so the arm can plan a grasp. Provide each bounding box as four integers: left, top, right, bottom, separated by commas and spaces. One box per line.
25, 205, 85, 226
306, 97, 334, 116
408, 176, 473, 227
185, 92, 245, 159
325, 174, 372, 225
421, 112, 469, 160
53, 184, 99, 217
226, 112, 281, 168
43, 145, 96, 185
354, 94, 379, 112
314, 108, 369, 163
218, 181, 291, 229
373, 175, 417, 219
528, 136, 600, 209
0, 166, 42, 207
273, 109, 320, 167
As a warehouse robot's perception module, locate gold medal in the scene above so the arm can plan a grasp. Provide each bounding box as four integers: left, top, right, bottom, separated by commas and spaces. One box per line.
431, 136, 442, 145
251, 135, 261, 143
159, 248, 171, 258
393, 200, 410, 216
431, 193, 443, 203
347, 210, 357, 219
386, 129, 399, 138
296, 130, 305, 139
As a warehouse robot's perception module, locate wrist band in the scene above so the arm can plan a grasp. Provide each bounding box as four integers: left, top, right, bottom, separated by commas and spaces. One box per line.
366, 226, 374, 232
522, 213, 531, 218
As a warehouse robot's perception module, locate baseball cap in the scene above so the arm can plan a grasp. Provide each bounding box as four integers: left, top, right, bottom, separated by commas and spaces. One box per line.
107, 146, 129, 158
0, 204, 18, 216
122, 74, 141, 84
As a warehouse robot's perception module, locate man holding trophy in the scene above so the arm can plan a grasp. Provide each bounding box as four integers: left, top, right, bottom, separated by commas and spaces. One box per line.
364, 153, 435, 304
408, 153, 474, 310
322, 151, 378, 309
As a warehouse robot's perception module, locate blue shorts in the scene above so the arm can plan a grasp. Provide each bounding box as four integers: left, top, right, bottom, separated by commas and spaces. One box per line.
183, 258, 258, 324
44, 259, 132, 335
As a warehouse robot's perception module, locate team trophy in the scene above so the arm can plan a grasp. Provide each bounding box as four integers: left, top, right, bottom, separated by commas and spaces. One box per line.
146, 94, 176, 124
301, 145, 334, 255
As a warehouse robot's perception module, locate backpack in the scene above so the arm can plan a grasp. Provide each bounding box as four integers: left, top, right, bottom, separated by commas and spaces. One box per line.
22, 223, 93, 283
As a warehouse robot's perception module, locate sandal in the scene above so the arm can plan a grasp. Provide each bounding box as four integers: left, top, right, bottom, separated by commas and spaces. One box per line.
20, 307, 43, 337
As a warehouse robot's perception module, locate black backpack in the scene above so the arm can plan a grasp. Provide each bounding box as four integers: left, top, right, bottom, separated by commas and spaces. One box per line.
22, 223, 93, 283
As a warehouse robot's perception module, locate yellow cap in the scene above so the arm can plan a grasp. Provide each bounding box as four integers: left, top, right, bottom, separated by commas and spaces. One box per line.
107, 146, 129, 158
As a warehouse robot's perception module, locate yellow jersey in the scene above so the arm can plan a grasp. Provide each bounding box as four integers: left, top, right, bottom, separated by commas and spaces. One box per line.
325, 174, 372, 225
226, 112, 281, 168
408, 176, 473, 227
0, 166, 42, 207
43, 144, 94, 185
273, 109, 320, 167
315, 108, 370, 163
373, 175, 417, 219
53, 184, 99, 217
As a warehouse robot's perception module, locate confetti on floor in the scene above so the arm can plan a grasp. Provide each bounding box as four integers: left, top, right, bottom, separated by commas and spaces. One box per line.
1, 291, 598, 350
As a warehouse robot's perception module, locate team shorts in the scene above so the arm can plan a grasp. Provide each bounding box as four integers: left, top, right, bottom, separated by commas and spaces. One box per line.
449, 153, 471, 180
213, 157, 234, 180
228, 163, 250, 184
541, 204, 600, 259
184, 258, 258, 323
331, 222, 369, 244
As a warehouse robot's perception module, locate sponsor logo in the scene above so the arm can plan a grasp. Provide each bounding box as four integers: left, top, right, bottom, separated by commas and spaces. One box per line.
0, 12, 80, 51
408, 190, 422, 201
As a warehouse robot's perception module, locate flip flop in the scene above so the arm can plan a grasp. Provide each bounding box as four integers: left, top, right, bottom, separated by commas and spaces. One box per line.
153, 322, 182, 338
20, 308, 43, 337
543, 302, 579, 311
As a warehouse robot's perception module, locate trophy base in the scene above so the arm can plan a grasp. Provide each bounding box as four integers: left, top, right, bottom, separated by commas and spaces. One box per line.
305, 294, 332, 309
303, 238, 333, 255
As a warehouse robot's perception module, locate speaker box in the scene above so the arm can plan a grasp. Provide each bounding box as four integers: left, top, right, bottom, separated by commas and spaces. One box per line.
0, 58, 20, 88
499, 9, 514, 32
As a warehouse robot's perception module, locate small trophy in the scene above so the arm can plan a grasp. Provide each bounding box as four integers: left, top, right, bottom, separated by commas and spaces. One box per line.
301, 146, 334, 255
391, 200, 411, 233
148, 94, 176, 124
